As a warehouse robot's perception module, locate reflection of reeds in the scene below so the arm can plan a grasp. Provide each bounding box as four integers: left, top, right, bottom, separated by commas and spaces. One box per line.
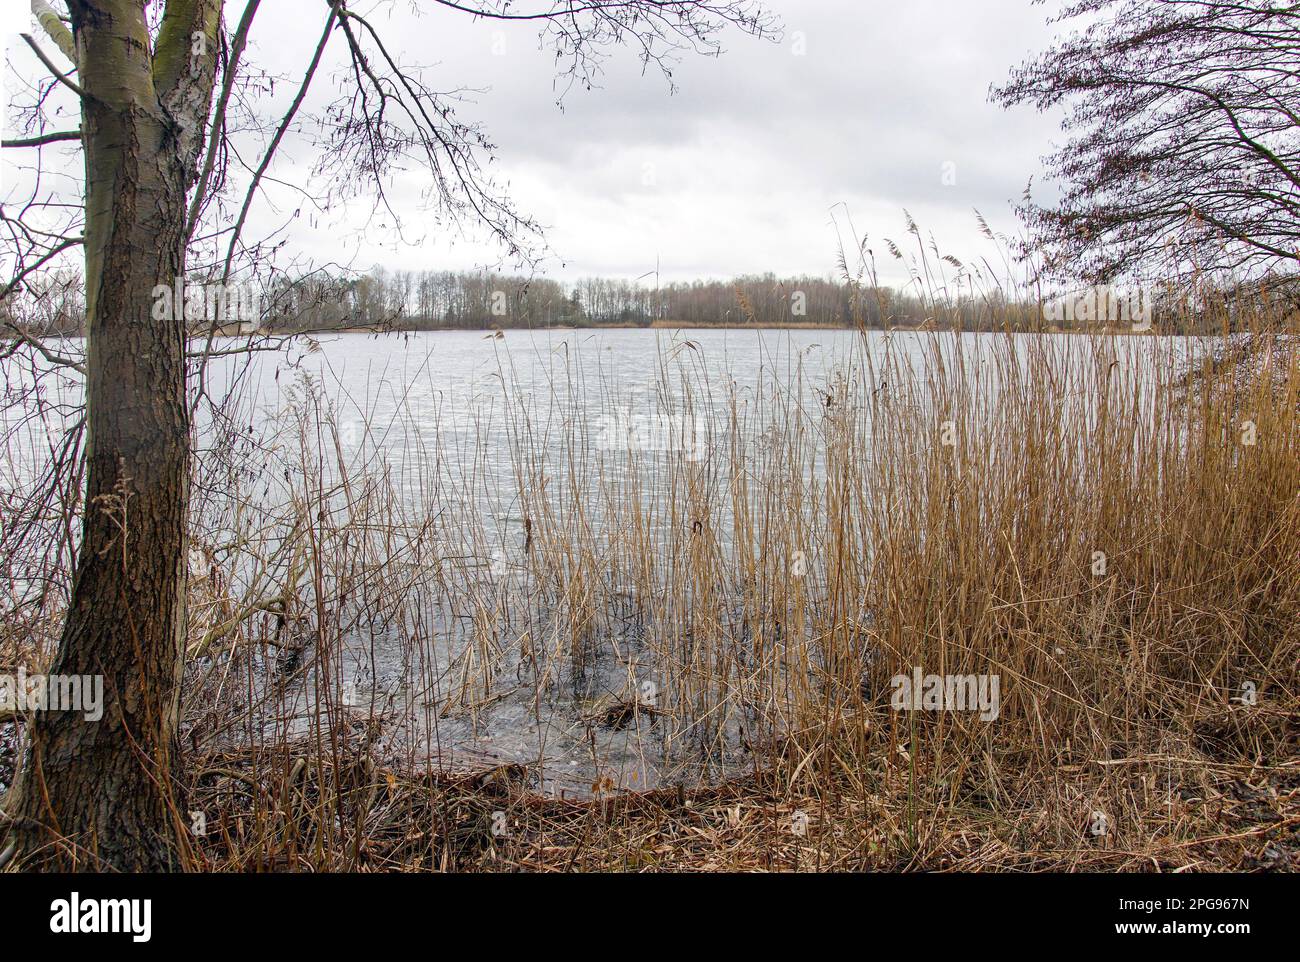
1, 282, 1296, 870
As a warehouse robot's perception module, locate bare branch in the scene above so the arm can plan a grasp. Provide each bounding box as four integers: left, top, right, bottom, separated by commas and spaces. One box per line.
31, 0, 77, 65
3, 129, 81, 148
20, 33, 84, 99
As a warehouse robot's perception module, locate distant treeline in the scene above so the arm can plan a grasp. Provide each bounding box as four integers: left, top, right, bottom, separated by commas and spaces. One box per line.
4, 266, 1293, 336
254, 268, 1037, 332
1, 267, 948, 334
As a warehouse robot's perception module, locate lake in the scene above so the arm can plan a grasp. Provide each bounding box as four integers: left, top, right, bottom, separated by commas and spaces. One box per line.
3, 327, 1187, 795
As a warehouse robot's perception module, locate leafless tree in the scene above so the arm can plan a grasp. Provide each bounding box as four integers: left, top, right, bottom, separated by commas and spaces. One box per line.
993, 0, 1300, 285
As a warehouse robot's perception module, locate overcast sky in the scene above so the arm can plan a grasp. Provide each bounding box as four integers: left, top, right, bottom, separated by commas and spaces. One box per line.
3, 0, 1069, 286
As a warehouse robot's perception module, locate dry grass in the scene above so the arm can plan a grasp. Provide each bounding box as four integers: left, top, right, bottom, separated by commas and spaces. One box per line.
182, 736, 1297, 871
2, 272, 1297, 872
178, 317, 1298, 872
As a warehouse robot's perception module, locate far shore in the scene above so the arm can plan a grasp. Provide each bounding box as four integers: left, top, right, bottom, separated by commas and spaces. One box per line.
14, 320, 1213, 340
252, 321, 1170, 336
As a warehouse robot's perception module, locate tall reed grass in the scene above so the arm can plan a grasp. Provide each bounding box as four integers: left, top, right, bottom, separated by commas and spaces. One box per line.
1, 276, 1296, 871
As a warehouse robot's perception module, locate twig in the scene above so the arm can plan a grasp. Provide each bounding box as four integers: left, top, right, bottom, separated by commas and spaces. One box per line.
20, 33, 85, 100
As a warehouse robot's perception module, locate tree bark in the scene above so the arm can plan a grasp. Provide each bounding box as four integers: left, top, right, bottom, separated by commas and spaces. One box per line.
9, 0, 221, 872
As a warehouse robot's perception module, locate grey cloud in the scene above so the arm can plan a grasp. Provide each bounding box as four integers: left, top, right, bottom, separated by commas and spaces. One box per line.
4, 0, 1069, 286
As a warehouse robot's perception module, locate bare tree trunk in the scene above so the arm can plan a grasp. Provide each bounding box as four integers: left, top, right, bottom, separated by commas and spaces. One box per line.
10, 0, 220, 872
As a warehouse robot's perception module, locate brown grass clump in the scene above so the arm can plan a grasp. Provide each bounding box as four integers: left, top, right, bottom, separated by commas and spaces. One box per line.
2, 261, 1297, 872
170, 312, 1298, 872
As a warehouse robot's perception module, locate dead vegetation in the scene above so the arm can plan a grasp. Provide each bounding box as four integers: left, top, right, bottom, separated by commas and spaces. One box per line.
2, 272, 1297, 872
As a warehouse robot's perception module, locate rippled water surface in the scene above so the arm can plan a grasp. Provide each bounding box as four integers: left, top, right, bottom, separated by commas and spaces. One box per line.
4, 328, 1183, 793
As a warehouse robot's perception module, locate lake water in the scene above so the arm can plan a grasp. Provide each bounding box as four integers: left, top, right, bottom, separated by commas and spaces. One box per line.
198, 327, 895, 792
3, 327, 1186, 794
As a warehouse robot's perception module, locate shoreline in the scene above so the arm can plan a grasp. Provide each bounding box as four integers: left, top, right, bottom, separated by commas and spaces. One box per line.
10, 323, 1271, 340
229, 322, 1210, 336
